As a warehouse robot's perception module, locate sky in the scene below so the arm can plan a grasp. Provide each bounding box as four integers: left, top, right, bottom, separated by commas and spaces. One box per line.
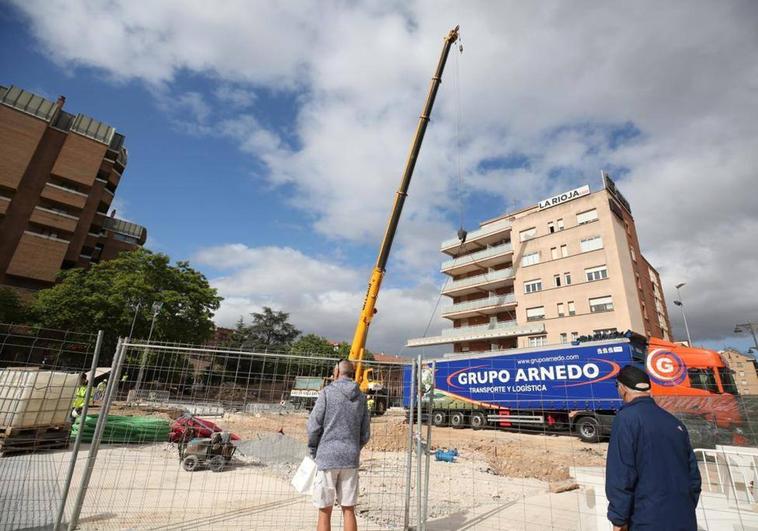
1, 1, 756, 355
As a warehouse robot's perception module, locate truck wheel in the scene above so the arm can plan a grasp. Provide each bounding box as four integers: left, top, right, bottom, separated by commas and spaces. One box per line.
375, 400, 386, 416
450, 412, 466, 429
469, 411, 487, 430
575, 416, 601, 443
182, 455, 199, 472
432, 411, 446, 426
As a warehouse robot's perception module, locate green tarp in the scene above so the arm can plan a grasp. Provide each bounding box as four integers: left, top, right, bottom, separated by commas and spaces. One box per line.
70, 415, 170, 443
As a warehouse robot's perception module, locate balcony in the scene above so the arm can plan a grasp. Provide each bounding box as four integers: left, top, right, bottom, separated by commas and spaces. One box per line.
441, 218, 512, 255
41, 183, 88, 209
406, 321, 545, 348
442, 267, 515, 297
30, 206, 78, 233
441, 293, 517, 319
441, 242, 513, 275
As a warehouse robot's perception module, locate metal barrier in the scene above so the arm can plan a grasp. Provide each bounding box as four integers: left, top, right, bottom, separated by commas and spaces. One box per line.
2, 328, 758, 530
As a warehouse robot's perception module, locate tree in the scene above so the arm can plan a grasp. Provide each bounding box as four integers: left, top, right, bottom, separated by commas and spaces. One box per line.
0, 287, 28, 323
241, 307, 300, 352
32, 249, 222, 360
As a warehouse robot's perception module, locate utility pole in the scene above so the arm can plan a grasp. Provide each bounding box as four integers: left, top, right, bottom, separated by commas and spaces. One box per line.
673, 282, 693, 345
734, 322, 758, 351
134, 301, 163, 391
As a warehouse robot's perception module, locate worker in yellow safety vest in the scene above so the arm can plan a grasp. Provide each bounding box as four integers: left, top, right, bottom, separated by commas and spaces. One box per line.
71, 373, 89, 418
367, 396, 376, 416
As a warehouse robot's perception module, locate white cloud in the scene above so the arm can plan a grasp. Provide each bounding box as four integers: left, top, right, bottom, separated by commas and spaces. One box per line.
12, 0, 758, 347
195, 244, 445, 354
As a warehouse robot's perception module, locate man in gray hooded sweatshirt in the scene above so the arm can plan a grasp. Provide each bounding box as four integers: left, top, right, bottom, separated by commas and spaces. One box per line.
307, 359, 371, 531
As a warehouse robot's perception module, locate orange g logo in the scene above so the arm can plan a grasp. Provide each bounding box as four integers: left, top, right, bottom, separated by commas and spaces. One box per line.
646, 349, 686, 386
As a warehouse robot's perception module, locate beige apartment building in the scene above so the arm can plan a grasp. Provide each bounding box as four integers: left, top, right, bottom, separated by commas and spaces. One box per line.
407, 176, 671, 354
720, 349, 758, 395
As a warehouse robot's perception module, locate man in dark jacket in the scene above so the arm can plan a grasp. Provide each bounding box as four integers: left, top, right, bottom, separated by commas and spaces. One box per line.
307, 360, 371, 531
606, 365, 701, 531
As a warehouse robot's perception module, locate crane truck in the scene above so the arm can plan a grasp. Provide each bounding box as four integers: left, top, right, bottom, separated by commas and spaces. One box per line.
345, 25, 461, 413
287, 26, 460, 413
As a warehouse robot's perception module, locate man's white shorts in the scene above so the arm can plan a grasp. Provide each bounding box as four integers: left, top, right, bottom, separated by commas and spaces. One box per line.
311, 468, 359, 508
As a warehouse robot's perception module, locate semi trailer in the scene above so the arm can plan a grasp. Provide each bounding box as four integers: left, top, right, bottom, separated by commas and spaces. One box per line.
403, 332, 742, 443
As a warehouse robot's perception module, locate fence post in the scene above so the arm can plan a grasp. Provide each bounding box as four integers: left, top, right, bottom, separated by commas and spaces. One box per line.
421, 360, 435, 530
53, 330, 104, 531
416, 355, 423, 531
403, 359, 416, 530
67, 337, 126, 531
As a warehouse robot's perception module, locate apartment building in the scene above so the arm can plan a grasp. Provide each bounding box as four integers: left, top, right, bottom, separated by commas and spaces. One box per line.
407, 175, 671, 353
720, 348, 758, 395
0, 85, 146, 291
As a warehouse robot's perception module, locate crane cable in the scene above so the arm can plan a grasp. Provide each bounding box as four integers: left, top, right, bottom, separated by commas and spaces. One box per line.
455, 34, 466, 245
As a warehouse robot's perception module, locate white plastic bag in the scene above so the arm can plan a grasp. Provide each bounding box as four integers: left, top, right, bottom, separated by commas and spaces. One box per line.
291, 456, 317, 495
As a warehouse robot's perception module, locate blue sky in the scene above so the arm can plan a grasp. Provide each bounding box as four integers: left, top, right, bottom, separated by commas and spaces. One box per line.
1, 1, 756, 355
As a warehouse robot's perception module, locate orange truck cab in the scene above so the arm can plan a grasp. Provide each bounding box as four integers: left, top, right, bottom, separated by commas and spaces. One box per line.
646, 337, 741, 430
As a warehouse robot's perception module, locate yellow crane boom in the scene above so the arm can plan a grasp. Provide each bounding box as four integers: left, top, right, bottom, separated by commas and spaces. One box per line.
349, 25, 460, 389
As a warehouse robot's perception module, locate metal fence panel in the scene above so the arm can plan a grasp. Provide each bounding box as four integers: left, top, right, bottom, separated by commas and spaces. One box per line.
67, 340, 413, 529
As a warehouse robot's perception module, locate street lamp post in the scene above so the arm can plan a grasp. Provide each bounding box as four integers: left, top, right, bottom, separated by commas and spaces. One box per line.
134, 301, 163, 392
673, 282, 693, 346
734, 322, 758, 351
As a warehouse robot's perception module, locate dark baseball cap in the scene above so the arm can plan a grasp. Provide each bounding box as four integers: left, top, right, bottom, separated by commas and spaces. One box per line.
617, 365, 651, 391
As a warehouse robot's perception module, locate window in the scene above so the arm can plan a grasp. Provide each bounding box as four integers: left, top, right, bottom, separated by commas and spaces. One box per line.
560, 333, 568, 344
551, 247, 558, 260
585, 265, 608, 282
687, 369, 720, 394
630, 246, 636, 261
571, 332, 578, 342
560, 244, 568, 257
557, 218, 564, 231
577, 209, 598, 225
521, 251, 540, 266
557, 303, 565, 317
548, 221, 555, 233
593, 328, 618, 335
528, 335, 547, 347
580, 236, 603, 252
526, 306, 545, 321
568, 301, 576, 316
589, 296, 614, 313
554, 274, 561, 287
524, 279, 542, 294
564, 272, 572, 285
519, 227, 537, 241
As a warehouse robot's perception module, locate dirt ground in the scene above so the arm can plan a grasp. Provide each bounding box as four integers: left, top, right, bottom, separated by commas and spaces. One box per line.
112, 403, 608, 483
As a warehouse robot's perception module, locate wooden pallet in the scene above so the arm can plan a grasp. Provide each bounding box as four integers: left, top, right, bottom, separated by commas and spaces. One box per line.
0, 424, 71, 455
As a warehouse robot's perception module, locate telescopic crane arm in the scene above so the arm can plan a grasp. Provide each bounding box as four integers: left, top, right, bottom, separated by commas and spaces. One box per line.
349, 25, 460, 386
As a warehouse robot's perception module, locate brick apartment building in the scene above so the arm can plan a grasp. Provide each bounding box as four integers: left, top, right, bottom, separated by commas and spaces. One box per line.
408, 175, 672, 354
0, 85, 146, 292
720, 348, 758, 395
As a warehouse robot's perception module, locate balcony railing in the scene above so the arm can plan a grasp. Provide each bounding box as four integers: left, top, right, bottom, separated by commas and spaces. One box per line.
441, 218, 512, 250
443, 267, 514, 293
441, 242, 513, 271
406, 321, 545, 348
442, 320, 519, 337
442, 293, 516, 315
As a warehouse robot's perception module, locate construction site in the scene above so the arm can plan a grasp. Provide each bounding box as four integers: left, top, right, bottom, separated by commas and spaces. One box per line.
0, 322, 756, 530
